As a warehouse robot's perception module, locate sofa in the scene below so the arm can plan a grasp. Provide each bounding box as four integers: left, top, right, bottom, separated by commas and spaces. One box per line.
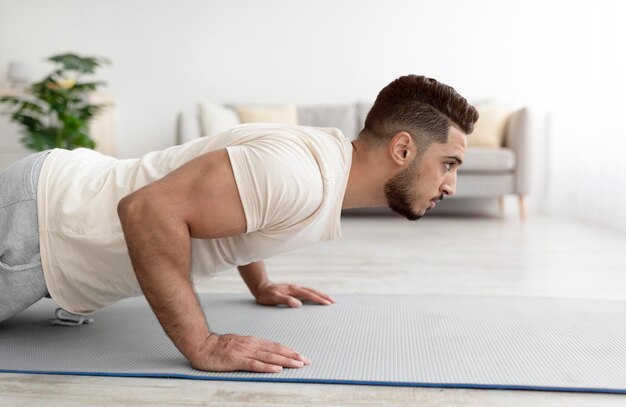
177, 102, 531, 220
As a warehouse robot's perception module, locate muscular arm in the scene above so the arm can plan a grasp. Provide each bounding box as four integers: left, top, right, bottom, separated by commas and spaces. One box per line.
118, 149, 308, 372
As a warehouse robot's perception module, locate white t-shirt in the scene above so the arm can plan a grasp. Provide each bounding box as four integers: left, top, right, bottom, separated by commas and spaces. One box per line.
36, 124, 353, 314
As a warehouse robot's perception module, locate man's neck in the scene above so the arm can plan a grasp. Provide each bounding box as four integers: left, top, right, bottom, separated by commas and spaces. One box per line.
342, 140, 389, 209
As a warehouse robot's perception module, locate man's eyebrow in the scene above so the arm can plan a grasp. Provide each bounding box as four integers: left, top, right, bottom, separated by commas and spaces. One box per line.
445, 156, 463, 165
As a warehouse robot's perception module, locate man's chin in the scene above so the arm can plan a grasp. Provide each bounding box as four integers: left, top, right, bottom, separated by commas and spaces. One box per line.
408, 206, 432, 221
388, 205, 424, 221
406, 213, 423, 221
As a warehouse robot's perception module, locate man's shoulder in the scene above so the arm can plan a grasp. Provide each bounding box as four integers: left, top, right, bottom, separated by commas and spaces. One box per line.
224, 123, 347, 145
234, 124, 350, 169
222, 124, 351, 233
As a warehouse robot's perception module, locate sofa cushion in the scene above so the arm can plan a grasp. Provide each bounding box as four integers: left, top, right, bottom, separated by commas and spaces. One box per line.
235, 105, 298, 125
468, 106, 511, 148
198, 100, 240, 137
297, 104, 358, 139
460, 147, 516, 172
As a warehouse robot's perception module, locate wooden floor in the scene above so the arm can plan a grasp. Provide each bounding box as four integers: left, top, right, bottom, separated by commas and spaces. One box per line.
2, 214, 626, 406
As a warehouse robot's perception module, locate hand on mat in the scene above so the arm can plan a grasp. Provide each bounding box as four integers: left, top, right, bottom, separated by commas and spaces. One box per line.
254, 282, 336, 308
191, 333, 311, 373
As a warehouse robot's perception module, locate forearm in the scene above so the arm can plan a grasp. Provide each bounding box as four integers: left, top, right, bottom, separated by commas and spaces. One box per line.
118, 196, 210, 363
238, 261, 270, 297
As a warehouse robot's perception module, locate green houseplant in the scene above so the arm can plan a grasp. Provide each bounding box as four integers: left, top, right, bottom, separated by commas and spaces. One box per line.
0, 53, 110, 151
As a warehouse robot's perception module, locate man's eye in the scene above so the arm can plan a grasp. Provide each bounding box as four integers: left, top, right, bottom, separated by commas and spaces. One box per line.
444, 163, 452, 171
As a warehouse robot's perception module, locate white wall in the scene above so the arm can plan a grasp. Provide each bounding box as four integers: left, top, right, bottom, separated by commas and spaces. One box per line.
1, 0, 625, 231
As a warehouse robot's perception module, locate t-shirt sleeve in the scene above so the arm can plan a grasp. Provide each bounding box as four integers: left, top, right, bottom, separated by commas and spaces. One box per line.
225, 140, 324, 233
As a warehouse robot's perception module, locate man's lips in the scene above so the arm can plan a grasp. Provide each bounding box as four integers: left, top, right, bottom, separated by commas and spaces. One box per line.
429, 197, 442, 209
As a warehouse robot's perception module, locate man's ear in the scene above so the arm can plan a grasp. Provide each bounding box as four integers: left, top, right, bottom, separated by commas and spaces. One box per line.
388, 131, 414, 167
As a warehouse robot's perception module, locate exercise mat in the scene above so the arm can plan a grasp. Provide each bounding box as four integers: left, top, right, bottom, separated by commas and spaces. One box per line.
1, 293, 625, 394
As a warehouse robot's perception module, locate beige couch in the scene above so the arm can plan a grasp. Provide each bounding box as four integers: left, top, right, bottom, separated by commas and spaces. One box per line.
177, 102, 531, 219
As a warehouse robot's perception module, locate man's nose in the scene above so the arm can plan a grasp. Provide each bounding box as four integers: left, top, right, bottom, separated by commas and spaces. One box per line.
442, 174, 457, 196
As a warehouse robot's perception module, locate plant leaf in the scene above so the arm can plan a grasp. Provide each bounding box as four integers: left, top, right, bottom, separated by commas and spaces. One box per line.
48, 53, 110, 74
72, 81, 105, 91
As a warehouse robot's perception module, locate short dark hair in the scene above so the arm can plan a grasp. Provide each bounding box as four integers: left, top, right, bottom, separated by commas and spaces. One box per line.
359, 75, 479, 151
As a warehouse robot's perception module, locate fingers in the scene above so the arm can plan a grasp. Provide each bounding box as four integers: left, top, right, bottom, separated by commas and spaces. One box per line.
246, 359, 284, 373
195, 334, 311, 374
288, 286, 336, 305
238, 337, 310, 373
242, 338, 311, 372
254, 350, 305, 369
301, 286, 336, 304
267, 340, 311, 365
257, 283, 336, 308
273, 293, 303, 308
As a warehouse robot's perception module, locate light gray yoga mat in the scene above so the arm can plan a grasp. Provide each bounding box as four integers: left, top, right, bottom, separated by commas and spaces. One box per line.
1, 293, 625, 394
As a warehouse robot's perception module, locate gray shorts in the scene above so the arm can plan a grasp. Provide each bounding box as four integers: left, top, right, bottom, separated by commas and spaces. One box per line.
0, 151, 50, 323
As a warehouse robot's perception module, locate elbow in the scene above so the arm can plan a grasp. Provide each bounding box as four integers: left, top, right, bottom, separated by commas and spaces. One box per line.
117, 191, 174, 230
117, 192, 158, 242
117, 193, 142, 226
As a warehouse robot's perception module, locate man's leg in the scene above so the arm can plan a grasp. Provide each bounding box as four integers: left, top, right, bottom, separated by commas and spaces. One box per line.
0, 151, 50, 323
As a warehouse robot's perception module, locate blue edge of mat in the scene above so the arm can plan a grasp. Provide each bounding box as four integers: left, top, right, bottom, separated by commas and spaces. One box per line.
1, 369, 624, 395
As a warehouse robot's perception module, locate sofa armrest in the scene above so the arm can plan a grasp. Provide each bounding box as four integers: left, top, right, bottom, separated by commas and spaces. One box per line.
176, 110, 201, 144
504, 107, 532, 195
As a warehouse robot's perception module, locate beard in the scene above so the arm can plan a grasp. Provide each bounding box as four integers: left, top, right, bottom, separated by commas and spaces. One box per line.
384, 159, 444, 221
384, 160, 424, 221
